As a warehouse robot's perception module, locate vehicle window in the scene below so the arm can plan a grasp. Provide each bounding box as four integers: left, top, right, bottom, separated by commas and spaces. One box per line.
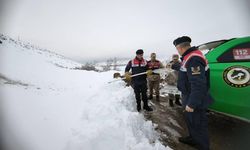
217, 42, 250, 62
198, 40, 231, 56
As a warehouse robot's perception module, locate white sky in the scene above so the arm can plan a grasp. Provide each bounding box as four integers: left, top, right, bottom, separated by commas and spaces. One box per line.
0, 0, 249, 62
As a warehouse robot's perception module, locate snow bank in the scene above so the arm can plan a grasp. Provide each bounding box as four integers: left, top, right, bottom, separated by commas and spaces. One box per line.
0, 36, 170, 150
66, 81, 167, 150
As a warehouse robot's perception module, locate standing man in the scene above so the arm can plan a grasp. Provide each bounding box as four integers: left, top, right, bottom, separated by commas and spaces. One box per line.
125, 49, 153, 112
147, 53, 164, 101
166, 54, 182, 107
173, 36, 210, 150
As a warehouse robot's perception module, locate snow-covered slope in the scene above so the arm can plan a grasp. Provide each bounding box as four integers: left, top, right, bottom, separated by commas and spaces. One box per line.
0, 35, 170, 150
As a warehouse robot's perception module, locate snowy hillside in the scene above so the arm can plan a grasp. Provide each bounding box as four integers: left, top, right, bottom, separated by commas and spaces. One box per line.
0, 35, 170, 150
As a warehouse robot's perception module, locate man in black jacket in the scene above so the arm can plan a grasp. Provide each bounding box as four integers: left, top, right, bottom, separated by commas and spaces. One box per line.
125, 49, 153, 112
173, 36, 211, 150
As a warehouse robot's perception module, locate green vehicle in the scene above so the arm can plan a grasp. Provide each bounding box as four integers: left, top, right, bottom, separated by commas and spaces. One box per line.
198, 37, 250, 122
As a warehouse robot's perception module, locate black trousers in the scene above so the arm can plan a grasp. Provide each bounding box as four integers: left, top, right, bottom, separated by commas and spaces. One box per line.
184, 110, 209, 150
133, 82, 149, 107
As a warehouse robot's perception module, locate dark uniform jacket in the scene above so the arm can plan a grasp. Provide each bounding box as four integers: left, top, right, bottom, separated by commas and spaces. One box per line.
125, 57, 148, 85
177, 47, 211, 110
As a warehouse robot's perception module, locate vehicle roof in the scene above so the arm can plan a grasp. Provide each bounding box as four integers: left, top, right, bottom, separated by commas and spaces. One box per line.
198, 38, 235, 51
200, 36, 250, 63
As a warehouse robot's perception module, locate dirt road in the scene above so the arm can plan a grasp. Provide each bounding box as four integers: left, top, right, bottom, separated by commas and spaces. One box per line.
144, 96, 250, 150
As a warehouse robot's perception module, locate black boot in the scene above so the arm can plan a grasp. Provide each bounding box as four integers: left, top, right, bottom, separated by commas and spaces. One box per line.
148, 94, 153, 100
175, 95, 182, 106
143, 105, 153, 111
168, 93, 174, 107
136, 98, 141, 112
178, 136, 196, 146
175, 99, 182, 106
137, 105, 141, 112
175, 100, 182, 106
156, 95, 160, 102
169, 99, 174, 107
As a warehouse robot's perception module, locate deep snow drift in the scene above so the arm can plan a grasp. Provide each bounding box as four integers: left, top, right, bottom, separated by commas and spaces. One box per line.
0, 35, 171, 150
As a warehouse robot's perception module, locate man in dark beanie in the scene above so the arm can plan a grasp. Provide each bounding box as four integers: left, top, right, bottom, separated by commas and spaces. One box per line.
125, 49, 153, 112
173, 36, 210, 150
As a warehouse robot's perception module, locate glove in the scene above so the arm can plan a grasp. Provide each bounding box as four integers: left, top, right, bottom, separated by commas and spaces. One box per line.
146, 70, 153, 76
124, 72, 131, 81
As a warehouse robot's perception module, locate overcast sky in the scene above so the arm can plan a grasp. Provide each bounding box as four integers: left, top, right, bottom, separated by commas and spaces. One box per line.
0, 0, 249, 62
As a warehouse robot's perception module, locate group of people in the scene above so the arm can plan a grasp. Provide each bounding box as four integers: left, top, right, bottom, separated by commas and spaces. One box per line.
124, 36, 211, 150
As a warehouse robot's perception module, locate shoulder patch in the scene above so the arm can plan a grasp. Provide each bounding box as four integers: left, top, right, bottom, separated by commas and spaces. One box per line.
191, 66, 201, 75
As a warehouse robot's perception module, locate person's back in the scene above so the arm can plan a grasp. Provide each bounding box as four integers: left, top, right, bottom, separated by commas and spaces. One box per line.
173, 36, 210, 150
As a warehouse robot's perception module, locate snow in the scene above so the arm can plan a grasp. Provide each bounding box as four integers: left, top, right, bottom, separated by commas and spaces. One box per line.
0, 36, 170, 150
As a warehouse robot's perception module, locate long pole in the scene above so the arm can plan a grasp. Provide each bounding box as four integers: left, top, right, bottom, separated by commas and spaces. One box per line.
108, 68, 166, 84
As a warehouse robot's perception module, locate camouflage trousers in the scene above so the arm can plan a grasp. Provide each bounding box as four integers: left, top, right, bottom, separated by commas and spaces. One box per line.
148, 74, 160, 96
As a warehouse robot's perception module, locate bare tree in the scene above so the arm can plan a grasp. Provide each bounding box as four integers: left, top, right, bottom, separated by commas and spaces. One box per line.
103, 59, 112, 71
113, 57, 118, 70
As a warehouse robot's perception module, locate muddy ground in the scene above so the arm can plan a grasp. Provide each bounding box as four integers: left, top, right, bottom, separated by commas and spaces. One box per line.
144, 95, 250, 150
